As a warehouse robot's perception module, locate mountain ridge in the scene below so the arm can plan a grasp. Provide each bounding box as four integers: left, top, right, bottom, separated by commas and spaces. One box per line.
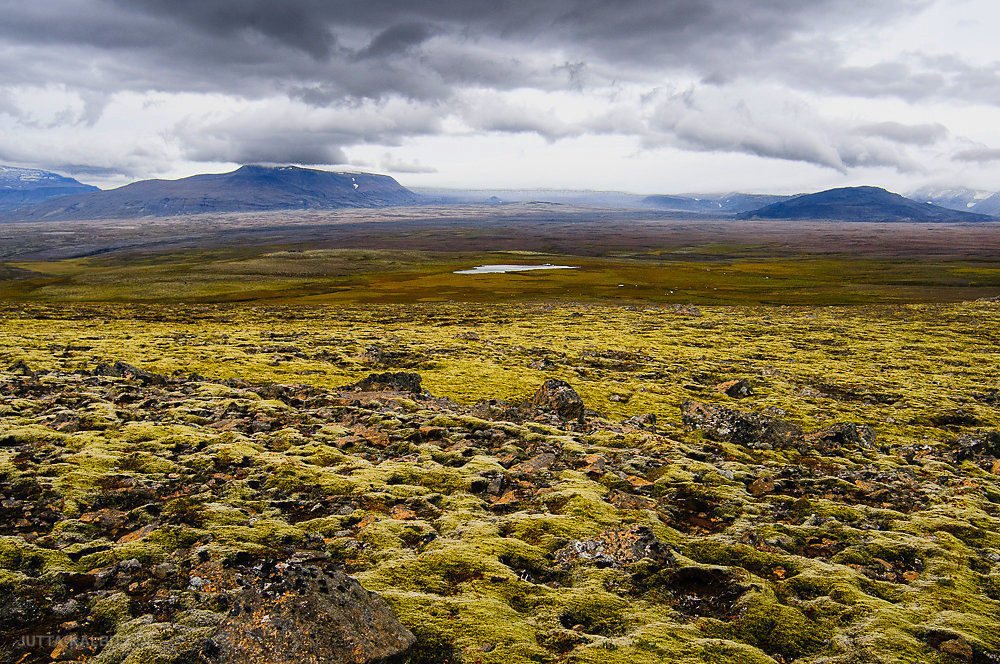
1, 165, 421, 222
0, 165, 98, 212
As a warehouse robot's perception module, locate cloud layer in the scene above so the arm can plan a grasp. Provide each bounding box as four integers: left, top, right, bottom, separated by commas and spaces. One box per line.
0, 0, 997, 191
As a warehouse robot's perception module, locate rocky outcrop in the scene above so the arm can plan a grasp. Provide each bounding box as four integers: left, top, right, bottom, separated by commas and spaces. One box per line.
93, 360, 168, 386
347, 372, 423, 394
532, 379, 584, 422
681, 400, 803, 449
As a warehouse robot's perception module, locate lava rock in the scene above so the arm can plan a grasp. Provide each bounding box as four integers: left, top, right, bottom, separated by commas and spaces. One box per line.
715, 378, 754, 398
681, 400, 803, 449
532, 380, 584, 422
201, 561, 415, 664
8, 359, 35, 377
554, 526, 674, 570
805, 422, 877, 453
623, 413, 657, 430
955, 431, 1000, 461
93, 360, 168, 386
472, 398, 522, 422
347, 372, 422, 394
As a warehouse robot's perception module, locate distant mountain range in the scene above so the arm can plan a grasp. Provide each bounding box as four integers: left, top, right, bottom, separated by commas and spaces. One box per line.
414, 188, 650, 208
739, 186, 994, 223
0, 164, 996, 223
641, 193, 790, 214
908, 186, 993, 212
0, 166, 98, 212
1, 165, 421, 221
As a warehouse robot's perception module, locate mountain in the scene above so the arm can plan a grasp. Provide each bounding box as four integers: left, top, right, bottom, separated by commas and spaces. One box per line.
2, 165, 421, 221
0, 165, 98, 212
739, 186, 995, 222
908, 185, 994, 212
971, 192, 1000, 217
642, 192, 791, 214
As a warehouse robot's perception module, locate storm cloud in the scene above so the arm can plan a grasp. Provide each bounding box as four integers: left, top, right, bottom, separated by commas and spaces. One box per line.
0, 0, 996, 191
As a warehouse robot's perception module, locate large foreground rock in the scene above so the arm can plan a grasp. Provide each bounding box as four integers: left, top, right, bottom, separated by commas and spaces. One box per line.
93, 562, 415, 664
205, 562, 415, 664
532, 379, 585, 422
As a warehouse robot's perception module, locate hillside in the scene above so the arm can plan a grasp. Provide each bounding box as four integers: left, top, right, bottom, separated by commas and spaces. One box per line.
1, 165, 421, 221
740, 186, 994, 222
0, 166, 98, 212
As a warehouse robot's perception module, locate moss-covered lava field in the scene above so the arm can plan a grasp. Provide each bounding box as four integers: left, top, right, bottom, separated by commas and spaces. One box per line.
2, 299, 1000, 663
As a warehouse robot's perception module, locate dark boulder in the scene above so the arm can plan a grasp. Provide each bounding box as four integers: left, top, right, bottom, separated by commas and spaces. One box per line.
955, 431, 1000, 461
8, 359, 35, 377
681, 400, 802, 449
532, 380, 584, 422
202, 561, 415, 664
93, 360, 167, 386
347, 372, 422, 394
805, 423, 877, 453
715, 378, 754, 398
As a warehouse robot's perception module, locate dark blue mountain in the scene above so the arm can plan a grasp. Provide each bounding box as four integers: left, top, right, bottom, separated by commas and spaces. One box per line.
0, 165, 98, 212
739, 186, 994, 222
2, 165, 421, 221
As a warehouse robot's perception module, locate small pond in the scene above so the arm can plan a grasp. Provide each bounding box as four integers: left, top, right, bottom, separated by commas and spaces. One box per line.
453, 264, 579, 275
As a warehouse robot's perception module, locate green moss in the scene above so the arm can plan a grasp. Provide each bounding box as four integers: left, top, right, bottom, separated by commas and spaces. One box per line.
91, 611, 222, 664
0, 535, 76, 574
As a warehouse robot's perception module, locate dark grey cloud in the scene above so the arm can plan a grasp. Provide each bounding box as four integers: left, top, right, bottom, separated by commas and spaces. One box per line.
0, 0, 989, 179
356, 23, 435, 60
0, 0, 930, 101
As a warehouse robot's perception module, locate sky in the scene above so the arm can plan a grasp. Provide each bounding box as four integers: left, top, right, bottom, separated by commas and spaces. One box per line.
1, 0, 999, 194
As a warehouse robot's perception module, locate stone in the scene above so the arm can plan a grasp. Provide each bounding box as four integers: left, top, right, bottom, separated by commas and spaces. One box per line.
554, 526, 674, 570
93, 360, 168, 386
715, 378, 754, 398
532, 379, 584, 422
152, 562, 179, 580
623, 412, 657, 430
472, 398, 522, 422
747, 477, 774, 497
346, 372, 422, 394
198, 561, 415, 664
681, 400, 803, 449
938, 637, 973, 660
50, 634, 96, 661
955, 430, 1000, 460
806, 422, 877, 453
511, 452, 556, 474
9, 359, 35, 377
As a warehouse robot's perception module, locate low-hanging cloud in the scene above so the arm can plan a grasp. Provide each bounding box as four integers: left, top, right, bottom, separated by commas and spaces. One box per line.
172, 97, 444, 166
953, 147, 1000, 163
